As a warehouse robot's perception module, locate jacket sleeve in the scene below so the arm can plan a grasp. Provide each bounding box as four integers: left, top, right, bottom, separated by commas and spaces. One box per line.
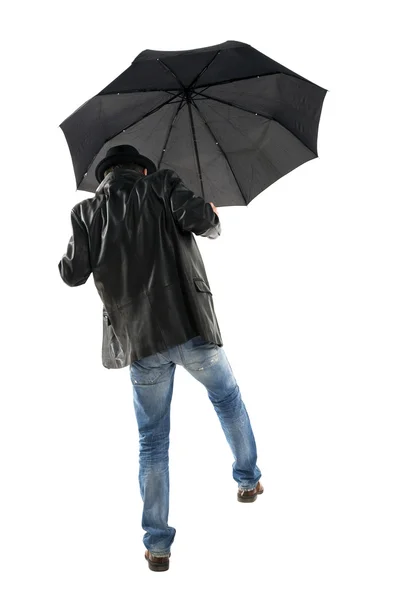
166, 170, 221, 239
58, 209, 92, 287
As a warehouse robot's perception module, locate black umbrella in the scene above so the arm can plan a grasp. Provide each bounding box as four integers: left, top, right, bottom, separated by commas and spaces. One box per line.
60, 40, 327, 206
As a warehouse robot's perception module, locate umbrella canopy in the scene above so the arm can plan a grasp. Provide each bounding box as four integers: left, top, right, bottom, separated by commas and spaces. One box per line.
60, 40, 328, 206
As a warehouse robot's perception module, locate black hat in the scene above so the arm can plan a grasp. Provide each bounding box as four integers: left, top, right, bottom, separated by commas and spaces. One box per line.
95, 144, 157, 183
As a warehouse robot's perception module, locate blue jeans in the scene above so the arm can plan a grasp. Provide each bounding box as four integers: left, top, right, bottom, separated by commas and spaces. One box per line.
129, 335, 262, 557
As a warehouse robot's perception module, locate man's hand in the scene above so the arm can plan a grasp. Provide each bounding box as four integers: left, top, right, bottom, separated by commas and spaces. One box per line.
209, 202, 219, 216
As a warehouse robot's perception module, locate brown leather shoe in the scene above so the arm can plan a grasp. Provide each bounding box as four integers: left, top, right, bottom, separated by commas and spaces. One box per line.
144, 549, 171, 572
237, 480, 264, 503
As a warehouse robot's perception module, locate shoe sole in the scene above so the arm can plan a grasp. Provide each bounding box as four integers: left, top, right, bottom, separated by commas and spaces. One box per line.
237, 487, 264, 503
145, 553, 170, 571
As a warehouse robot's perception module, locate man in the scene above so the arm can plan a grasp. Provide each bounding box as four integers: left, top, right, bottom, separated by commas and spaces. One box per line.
58, 144, 262, 572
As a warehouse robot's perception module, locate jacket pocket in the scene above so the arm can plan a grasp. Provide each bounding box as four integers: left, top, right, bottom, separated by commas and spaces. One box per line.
193, 278, 212, 295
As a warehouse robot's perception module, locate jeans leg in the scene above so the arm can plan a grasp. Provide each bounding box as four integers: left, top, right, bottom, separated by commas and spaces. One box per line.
129, 353, 177, 557
180, 337, 262, 490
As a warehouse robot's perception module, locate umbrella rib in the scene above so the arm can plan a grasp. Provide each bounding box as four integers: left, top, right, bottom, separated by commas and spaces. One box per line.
118, 92, 182, 131
191, 99, 247, 205
187, 98, 205, 199
188, 51, 221, 90
193, 70, 303, 90
157, 96, 186, 169
100, 87, 183, 94
196, 91, 274, 119
79, 92, 182, 188
157, 59, 185, 90
196, 92, 316, 155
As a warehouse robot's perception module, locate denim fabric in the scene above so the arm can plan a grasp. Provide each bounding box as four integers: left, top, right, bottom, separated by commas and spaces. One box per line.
129, 335, 262, 557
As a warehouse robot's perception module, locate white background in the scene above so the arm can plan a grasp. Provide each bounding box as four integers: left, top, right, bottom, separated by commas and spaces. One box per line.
1, 1, 399, 598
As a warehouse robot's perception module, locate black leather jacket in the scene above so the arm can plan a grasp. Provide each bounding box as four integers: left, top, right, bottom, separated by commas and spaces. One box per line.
58, 167, 223, 368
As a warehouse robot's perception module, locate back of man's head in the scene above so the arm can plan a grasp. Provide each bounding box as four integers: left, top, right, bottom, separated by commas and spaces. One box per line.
104, 162, 146, 178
